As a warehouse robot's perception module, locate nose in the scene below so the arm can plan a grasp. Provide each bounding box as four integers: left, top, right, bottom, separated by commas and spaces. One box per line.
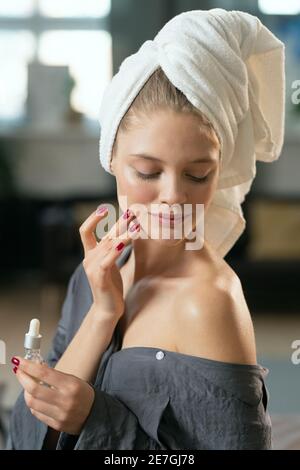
158, 173, 188, 206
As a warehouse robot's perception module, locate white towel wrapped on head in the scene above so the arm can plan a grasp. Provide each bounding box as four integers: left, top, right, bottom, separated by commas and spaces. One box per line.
98, 8, 285, 257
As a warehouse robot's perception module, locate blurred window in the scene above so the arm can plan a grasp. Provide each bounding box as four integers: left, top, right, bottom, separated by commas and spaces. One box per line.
0, 31, 35, 119
39, 0, 111, 18
0, 0, 35, 17
0, 0, 112, 123
258, 0, 300, 15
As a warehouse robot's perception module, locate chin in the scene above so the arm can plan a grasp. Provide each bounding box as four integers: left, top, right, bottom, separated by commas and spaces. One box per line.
140, 225, 186, 244
153, 236, 184, 246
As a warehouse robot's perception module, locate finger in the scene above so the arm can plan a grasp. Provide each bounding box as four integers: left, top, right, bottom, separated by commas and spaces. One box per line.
90, 218, 140, 272
23, 389, 62, 422
99, 221, 141, 270
102, 208, 137, 242
15, 368, 60, 406
14, 356, 70, 389
79, 205, 109, 255
30, 408, 62, 432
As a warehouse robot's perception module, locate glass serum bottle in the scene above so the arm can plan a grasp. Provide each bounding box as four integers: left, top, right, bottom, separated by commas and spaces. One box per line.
24, 318, 44, 364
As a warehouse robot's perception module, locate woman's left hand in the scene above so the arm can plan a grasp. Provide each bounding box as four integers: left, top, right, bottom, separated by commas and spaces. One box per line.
11, 356, 95, 435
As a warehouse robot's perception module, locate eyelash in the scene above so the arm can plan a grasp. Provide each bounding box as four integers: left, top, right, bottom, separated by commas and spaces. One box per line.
135, 171, 209, 183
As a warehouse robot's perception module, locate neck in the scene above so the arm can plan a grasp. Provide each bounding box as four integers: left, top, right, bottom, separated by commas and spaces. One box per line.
126, 236, 209, 282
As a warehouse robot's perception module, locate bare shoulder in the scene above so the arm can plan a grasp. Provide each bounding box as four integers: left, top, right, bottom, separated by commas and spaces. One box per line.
175, 260, 257, 365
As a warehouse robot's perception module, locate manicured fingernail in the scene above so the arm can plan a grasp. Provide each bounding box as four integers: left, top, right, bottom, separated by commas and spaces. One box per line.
96, 206, 108, 215
11, 357, 20, 366
129, 223, 140, 232
116, 242, 125, 251
13, 366, 18, 374
122, 209, 131, 219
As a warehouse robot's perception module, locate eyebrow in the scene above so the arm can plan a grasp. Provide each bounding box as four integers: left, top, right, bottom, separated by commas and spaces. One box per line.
130, 153, 215, 163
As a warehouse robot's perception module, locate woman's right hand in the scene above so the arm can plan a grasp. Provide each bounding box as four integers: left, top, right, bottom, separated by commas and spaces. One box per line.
79, 205, 140, 323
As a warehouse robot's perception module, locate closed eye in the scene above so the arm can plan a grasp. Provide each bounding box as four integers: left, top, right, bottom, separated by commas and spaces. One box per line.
135, 170, 209, 183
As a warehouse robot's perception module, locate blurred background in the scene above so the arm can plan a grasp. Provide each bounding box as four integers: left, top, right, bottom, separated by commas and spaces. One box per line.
0, 0, 300, 450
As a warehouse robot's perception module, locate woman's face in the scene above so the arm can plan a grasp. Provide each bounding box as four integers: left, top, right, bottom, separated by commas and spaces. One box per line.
111, 110, 220, 244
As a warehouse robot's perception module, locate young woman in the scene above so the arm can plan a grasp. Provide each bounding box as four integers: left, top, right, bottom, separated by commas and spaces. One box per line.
7, 8, 285, 450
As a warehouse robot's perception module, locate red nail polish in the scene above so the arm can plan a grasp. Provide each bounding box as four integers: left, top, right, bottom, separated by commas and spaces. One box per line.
11, 357, 20, 366
13, 366, 18, 374
122, 209, 130, 219
116, 242, 125, 251
130, 223, 140, 232
96, 206, 108, 215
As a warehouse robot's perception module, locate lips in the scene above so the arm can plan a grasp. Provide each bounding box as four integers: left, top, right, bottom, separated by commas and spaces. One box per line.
150, 212, 182, 220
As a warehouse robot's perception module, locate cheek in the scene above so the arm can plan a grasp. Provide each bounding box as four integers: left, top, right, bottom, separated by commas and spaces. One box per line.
117, 167, 156, 204
190, 182, 215, 204
204, 181, 216, 200
200, 177, 218, 209
188, 182, 217, 225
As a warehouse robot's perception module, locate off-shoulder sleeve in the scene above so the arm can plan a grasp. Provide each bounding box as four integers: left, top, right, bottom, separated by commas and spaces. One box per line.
88, 346, 273, 450
93, 347, 273, 450
74, 376, 271, 450
5, 263, 83, 450
56, 371, 272, 450
156, 364, 273, 450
